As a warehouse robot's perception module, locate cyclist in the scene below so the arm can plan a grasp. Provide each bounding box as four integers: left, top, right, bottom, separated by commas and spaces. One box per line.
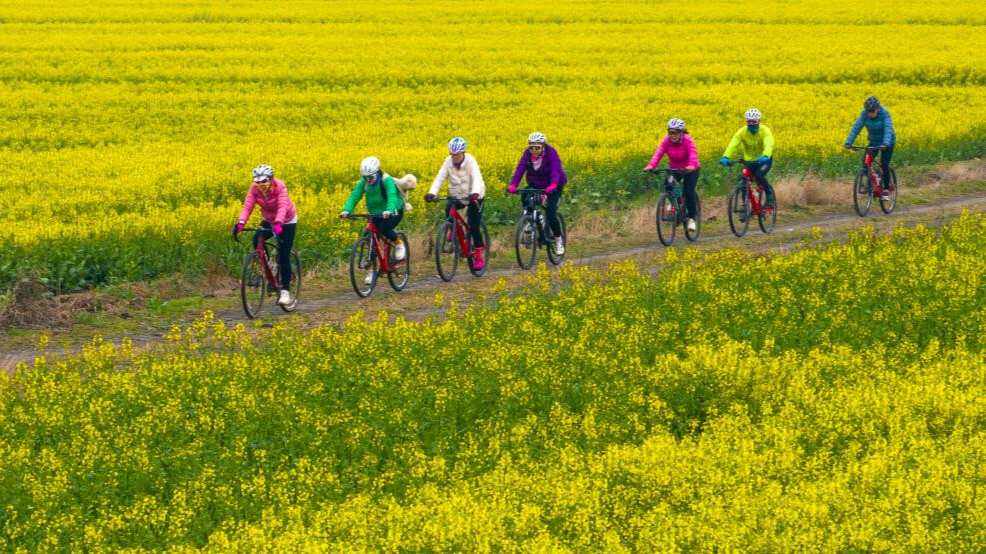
644, 118, 701, 233
507, 132, 568, 255
720, 108, 776, 208
844, 96, 896, 200
232, 164, 298, 306
339, 157, 407, 284
424, 137, 487, 270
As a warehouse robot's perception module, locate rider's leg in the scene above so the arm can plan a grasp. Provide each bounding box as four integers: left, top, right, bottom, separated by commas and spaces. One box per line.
682, 169, 700, 219
753, 158, 774, 201
467, 199, 484, 248
880, 145, 894, 186
276, 223, 296, 290
545, 187, 563, 237
252, 222, 273, 249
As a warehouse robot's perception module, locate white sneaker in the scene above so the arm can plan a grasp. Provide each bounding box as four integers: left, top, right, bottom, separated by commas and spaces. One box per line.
364, 272, 375, 286
277, 290, 291, 305
554, 237, 565, 255
394, 241, 406, 261
687, 218, 697, 233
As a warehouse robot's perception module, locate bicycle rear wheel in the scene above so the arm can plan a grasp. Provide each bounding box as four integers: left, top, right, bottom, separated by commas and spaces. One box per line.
435, 220, 458, 282
388, 231, 411, 291
240, 251, 266, 319
655, 193, 677, 246
468, 221, 491, 277
685, 195, 701, 242
349, 234, 377, 298
546, 213, 567, 265
853, 168, 872, 217
880, 167, 898, 214
515, 213, 538, 269
757, 187, 777, 234
278, 250, 302, 312
728, 183, 750, 237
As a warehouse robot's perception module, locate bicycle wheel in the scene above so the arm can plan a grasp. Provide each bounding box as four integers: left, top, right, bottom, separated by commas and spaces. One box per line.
468, 221, 491, 277
546, 213, 567, 265
853, 168, 872, 217
435, 220, 458, 282
757, 187, 777, 234
349, 234, 377, 298
240, 251, 266, 319
388, 231, 411, 291
727, 183, 750, 237
880, 167, 898, 214
278, 250, 302, 313
655, 193, 677, 246
515, 213, 538, 269
685, 195, 701, 242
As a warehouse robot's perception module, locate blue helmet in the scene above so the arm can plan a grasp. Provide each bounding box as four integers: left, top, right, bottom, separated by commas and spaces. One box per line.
448, 137, 467, 154
864, 96, 880, 111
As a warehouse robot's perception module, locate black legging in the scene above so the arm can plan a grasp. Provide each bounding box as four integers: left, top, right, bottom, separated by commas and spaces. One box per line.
751, 158, 774, 199
253, 222, 296, 290
446, 198, 485, 248
682, 169, 700, 219
545, 187, 563, 238
370, 211, 403, 242
866, 144, 894, 184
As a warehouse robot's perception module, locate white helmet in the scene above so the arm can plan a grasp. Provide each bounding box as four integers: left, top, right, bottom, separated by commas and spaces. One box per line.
745, 108, 762, 121
252, 164, 274, 181
527, 132, 547, 145
667, 118, 686, 131
448, 137, 467, 154
360, 156, 381, 177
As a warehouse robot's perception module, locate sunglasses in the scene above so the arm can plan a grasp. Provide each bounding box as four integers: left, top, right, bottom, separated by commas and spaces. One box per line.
529, 144, 544, 151
746, 120, 760, 125
254, 178, 271, 185
668, 129, 683, 135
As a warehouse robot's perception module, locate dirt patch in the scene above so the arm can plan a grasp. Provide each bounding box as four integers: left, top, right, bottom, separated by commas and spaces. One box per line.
0, 276, 135, 330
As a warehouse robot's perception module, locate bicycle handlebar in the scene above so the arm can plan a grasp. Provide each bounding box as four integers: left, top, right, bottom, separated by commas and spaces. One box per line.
644, 168, 689, 174
429, 196, 473, 203
847, 145, 885, 152
724, 159, 760, 166
340, 213, 378, 219
233, 226, 283, 244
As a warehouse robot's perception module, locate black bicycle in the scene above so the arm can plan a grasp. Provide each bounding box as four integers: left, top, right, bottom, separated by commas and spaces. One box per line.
513, 188, 567, 269
234, 226, 301, 319
648, 168, 701, 246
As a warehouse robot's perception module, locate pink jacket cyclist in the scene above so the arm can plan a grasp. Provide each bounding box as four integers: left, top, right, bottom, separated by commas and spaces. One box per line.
237, 177, 297, 226
644, 118, 702, 233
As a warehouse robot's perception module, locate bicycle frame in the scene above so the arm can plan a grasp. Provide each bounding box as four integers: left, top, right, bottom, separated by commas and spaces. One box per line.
648, 169, 688, 222
850, 146, 886, 198
347, 214, 405, 274
519, 189, 553, 241
239, 227, 281, 291
436, 197, 476, 257
730, 161, 771, 216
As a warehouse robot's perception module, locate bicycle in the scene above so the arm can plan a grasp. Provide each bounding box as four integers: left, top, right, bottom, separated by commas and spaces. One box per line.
344, 214, 411, 298
848, 145, 898, 216
725, 159, 777, 237
234, 226, 301, 319
428, 196, 490, 281
647, 168, 702, 246
513, 188, 567, 269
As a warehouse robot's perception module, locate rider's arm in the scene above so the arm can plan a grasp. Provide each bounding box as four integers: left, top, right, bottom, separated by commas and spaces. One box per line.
342, 179, 366, 213
685, 135, 699, 168
510, 151, 528, 186
723, 127, 745, 159
548, 148, 563, 186
383, 176, 404, 214
237, 185, 258, 224
647, 137, 669, 169
761, 126, 775, 158
429, 157, 450, 197
273, 180, 291, 225
882, 110, 895, 145
468, 154, 486, 198
845, 111, 865, 145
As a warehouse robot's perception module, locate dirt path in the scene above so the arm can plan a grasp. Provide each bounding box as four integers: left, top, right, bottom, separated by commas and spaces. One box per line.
4, 192, 986, 373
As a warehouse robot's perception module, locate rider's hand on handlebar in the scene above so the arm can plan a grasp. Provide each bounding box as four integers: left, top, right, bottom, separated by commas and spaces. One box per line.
720, 157, 730, 167
382, 211, 391, 219
844, 143, 853, 149
879, 144, 889, 150
273, 223, 283, 236
507, 183, 518, 194
469, 193, 480, 204
684, 165, 695, 173
643, 165, 654, 173
339, 211, 349, 219
231, 222, 244, 238
545, 183, 558, 194
424, 193, 437, 203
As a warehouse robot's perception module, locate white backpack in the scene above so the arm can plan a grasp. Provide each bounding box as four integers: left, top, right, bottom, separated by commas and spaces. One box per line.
386, 173, 417, 211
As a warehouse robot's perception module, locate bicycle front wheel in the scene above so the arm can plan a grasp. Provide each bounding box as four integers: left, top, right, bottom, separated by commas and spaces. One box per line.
853, 168, 872, 217
349, 234, 377, 298
240, 251, 266, 319
468, 221, 491, 277
515, 213, 538, 269
758, 187, 777, 234
880, 167, 898, 214
388, 231, 411, 291
435, 220, 458, 282
546, 213, 567, 266
279, 250, 302, 313
728, 183, 750, 237
685, 195, 701, 242
655, 193, 677, 246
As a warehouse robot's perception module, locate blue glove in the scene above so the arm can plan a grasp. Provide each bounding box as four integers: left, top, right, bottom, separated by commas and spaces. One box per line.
719, 157, 730, 167
757, 156, 770, 164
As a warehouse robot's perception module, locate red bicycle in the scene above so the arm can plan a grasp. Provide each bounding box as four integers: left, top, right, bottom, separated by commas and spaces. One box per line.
235, 226, 301, 319
428, 196, 490, 281
725, 159, 777, 237
344, 214, 411, 298
848, 145, 898, 216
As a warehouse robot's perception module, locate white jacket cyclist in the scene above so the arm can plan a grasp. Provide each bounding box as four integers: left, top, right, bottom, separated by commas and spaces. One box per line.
429, 153, 486, 200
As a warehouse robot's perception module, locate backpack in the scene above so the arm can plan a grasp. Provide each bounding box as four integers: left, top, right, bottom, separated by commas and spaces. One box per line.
382, 173, 417, 211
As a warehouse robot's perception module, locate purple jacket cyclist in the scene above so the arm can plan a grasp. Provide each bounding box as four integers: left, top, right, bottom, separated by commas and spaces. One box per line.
507, 132, 568, 254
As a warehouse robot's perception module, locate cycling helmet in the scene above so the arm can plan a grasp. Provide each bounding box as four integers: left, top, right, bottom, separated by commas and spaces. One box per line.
744, 108, 762, 121
448, 137, 467, 154
864, 96, 880, 111
360, 156, 381, 177
252, 164, 274, 181
527, 132, 547, 144
667, 118, 686, 131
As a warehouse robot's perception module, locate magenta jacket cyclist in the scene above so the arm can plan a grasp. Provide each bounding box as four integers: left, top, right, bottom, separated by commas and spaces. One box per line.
507, 132, 568, 255
644, 117, 701, 233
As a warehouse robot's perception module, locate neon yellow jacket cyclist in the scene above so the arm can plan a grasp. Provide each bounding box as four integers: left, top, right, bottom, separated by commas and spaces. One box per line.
723, 123, 775, 161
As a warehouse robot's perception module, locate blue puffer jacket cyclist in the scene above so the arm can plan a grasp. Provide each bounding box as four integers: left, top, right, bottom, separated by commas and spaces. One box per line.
720, 108, 776, 203
844, 96, 896, 195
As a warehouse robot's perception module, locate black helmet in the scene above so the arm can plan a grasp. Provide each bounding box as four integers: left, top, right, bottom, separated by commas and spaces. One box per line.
864, 96, 880, 111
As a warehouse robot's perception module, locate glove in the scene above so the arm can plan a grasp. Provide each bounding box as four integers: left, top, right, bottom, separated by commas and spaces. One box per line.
272, 223, 283, 236
382, 211, 391, 219
507, 184, 518, 194
232, 222, 244, 237
844, 143, 852, 149
757, 156, 770, 164
720, 157, 730, 167
424, 193, 437, 202
339, 211, 349, 219
545, 183, 558, 194
469, 193, 480, 203
879, 144, 889, 150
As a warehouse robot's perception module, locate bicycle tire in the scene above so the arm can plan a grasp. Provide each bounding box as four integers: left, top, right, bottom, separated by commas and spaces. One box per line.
757, 187, 777, 234
388, 231, 411, 291
853, 168, 872, 217
515, 213, 538, 269
728, 183, 750, 237
655, 192, 676, 246
880, 167, 898, 214
546, 213, 567, 265
685, 194, 701, 242
240, 251, 266, 319
435, 220, 458, 282
468, 221, 491, 277
349, 234, 377, 298
278, 250, 302, 312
